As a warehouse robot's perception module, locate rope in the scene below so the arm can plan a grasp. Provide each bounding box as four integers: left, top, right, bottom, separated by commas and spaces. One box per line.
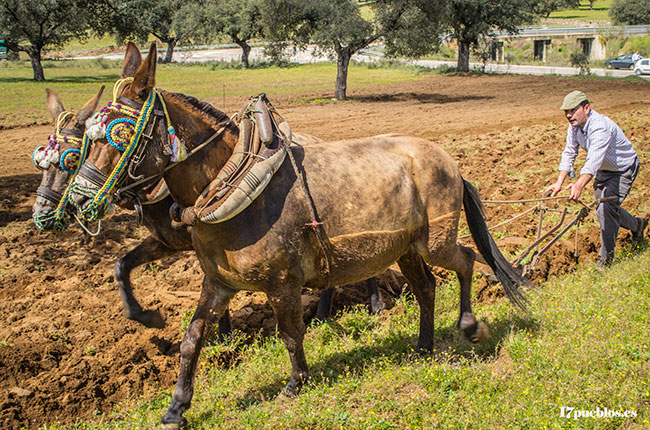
286, 145, 333, 289
73, 214, 102, 237
458, 205, 537, 239
482, 195, 568, 204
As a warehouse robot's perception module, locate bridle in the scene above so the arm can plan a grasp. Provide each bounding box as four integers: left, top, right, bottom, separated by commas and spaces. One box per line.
69, 78, 178, 223
32, 111, 84, 231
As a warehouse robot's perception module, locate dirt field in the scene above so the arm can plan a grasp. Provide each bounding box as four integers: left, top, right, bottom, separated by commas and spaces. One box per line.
1, 74, 649, 429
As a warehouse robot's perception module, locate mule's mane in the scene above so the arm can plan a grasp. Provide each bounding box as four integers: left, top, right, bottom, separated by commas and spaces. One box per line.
161, 90, 233, 130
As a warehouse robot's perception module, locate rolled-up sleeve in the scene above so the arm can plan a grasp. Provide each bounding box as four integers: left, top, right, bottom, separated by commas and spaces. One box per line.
580, 122, 610, 176
559, 126, 578, 177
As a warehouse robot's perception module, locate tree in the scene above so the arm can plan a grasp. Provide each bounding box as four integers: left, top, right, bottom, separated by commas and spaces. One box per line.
610, 0, 650, 25
417, 0, 538, 72
532, 0, 581, 18
173, 0, 263, 69
0, 0, 98, 81
103, 0, 185, 63
262, 0, 440, 100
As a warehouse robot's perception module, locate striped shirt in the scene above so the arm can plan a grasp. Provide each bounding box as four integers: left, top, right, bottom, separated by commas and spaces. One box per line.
559, 110, 637, 177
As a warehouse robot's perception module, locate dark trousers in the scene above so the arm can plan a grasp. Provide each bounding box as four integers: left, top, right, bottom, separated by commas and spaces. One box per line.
593, 157, 640, 263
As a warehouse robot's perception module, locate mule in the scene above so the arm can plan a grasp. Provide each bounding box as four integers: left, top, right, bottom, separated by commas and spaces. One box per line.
32, 86, 194, 329
66, 44, 529, 428
33, 47, 382, 333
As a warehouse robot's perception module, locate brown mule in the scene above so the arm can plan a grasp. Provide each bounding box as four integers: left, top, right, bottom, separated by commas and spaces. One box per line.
67, 43, 529, 428
33, 46, 382, 334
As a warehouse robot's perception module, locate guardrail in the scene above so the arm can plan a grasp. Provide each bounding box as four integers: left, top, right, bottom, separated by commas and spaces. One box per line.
493, 24, 650, 39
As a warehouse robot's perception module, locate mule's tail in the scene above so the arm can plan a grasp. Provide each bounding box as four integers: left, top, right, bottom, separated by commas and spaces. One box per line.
462, 179, 530, 310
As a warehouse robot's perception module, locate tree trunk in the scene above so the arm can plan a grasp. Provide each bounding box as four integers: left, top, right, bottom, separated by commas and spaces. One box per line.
235, 40, 251, 69
162, 38, 176, 63
334, 47, 351, 100
27, 45, 45, 81
457, 40, 470, 73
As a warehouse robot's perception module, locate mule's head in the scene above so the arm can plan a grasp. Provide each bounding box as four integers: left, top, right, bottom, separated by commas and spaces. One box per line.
68, 42, 173, 223
32, 87, 104, 231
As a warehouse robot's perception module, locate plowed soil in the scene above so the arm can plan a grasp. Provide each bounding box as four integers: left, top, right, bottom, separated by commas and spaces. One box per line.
1, 74, 649, 429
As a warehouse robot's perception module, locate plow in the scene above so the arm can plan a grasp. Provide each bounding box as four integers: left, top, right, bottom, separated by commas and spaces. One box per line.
472, 195, 617, 279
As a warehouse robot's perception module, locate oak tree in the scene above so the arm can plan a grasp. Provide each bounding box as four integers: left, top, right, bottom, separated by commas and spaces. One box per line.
0, 0, 98, 80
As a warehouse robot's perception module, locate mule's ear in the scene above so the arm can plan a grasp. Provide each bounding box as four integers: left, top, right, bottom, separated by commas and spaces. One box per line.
131, 43, 157, 100
76, 86, 105, 124
122, 41, 142, 78
46, 88, 65, 122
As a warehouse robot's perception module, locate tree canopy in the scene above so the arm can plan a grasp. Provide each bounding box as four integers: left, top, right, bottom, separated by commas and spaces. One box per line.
173, 0, 263, 68
262, 0, 443, 100
532, 0, 581, 18
415, 0, 538, 72
0, 0, 99, 80
610, 0, 650, 25
100, 0, 184, 63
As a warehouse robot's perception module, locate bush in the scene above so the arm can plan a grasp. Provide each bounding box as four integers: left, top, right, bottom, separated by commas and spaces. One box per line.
610, 0, 650, 25
621, 35, 650, 57
570, 51, 591, 75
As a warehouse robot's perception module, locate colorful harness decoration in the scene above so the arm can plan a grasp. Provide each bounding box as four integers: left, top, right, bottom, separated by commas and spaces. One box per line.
32, 112, 83, 172
32, 111, 84, 231
68, 78, 184, 224
106, 118, 137, 151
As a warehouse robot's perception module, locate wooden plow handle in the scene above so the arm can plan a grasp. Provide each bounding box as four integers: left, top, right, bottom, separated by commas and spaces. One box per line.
513, 196, 617, 274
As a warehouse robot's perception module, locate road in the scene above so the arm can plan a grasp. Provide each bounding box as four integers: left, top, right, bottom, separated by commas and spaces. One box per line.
75, 44, 649, 80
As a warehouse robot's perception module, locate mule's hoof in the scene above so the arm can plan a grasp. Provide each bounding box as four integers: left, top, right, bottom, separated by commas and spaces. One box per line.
469, 321, 491, 344
161, 413, 187, 429
139, 309, 165, 329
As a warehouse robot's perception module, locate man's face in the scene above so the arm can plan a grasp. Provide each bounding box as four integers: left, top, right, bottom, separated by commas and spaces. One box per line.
564, 103, 591, 128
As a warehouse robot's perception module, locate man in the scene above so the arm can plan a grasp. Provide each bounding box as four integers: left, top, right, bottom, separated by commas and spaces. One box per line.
544, 90, 647, 268
632, 50, 642, 65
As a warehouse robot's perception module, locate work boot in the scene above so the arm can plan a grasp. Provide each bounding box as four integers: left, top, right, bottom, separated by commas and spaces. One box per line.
596, 258, 612, 271
633, 217, 648, 243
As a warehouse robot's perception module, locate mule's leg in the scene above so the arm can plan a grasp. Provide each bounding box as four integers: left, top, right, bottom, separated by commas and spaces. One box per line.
115, 236, 233, 334
366, 277, 385, 314
161, 277, 235, 429
115, 236, 176, 328
397, 250, 437, 352
314, 286, 335, 321
315, 277, 384, 321
266, 284, 309, 397
435, 244, 490, 344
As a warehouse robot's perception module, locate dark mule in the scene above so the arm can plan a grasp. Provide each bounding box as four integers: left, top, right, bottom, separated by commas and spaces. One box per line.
32, 86, 194, 329
67, 44, 528, 428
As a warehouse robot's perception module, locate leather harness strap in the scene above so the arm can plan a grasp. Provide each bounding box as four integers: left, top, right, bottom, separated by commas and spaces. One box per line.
37, 186, 63, 205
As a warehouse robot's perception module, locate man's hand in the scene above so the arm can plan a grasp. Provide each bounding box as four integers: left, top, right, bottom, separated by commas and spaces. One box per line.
543, 182, 562, 197
565, 181, 584, 201
563, 174, 592, 202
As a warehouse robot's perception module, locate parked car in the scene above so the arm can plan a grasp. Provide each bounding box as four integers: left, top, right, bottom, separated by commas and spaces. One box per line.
635, 58, 650, 76
604, 54, 638, 70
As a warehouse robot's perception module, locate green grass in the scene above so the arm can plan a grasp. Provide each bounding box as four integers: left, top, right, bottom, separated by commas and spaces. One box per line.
0, 60, 428, 129
58, 35, 121, 54
42, 246, 650, 429
549, 0, 613, 21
